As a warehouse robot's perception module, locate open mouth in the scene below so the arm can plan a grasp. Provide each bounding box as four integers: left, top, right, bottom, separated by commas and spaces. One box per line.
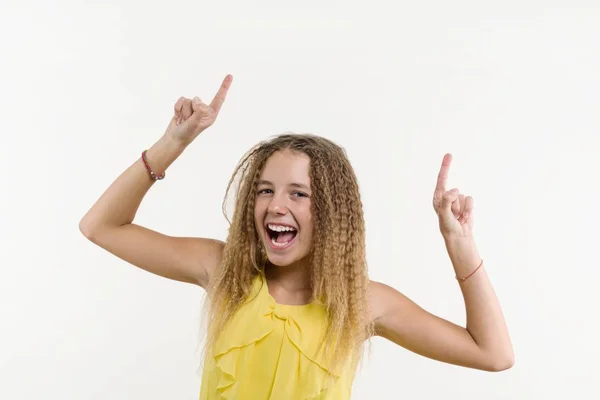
265, 223, 298, 249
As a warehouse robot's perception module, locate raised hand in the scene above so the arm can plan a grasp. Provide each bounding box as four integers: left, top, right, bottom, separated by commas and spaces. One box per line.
432, 153, 474, 239
166, 74, 233, 146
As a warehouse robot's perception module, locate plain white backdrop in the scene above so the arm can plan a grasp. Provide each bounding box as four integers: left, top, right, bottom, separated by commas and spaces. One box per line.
1, 1, 599, 399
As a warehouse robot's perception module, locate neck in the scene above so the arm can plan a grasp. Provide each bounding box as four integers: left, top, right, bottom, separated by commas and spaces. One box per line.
264, 259, 311, 292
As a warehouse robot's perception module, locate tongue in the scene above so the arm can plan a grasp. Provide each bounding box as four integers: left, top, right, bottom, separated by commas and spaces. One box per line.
276, 231, 296, 243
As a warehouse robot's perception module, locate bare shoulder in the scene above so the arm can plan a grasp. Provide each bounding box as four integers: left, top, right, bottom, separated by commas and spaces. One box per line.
368, 280, 400, 319
367, 280, 420, 334
183, 236, 225, 287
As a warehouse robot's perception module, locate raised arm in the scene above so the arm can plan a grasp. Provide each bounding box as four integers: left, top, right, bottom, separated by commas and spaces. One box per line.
79, 75, 233, 288
369, 154, 514, 371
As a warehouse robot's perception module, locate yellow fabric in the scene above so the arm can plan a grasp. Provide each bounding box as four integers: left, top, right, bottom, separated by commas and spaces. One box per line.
199, 274, 356, 399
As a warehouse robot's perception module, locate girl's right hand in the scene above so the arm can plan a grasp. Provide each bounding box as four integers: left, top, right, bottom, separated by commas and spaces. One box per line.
166, 74, 233, 146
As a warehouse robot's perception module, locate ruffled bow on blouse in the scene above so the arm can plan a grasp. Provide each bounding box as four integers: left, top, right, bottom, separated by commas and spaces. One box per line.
199, 274, 355, 400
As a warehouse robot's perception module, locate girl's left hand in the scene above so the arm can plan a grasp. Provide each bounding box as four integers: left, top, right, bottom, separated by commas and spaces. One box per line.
432, 154, 474, 239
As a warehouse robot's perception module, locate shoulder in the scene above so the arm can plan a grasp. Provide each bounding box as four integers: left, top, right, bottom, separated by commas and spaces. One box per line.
190, 237, 225, 287
368, 279, 406, 305
367, 280, 418, 334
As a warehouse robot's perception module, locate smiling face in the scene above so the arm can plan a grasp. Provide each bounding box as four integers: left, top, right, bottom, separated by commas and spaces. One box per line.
254, 149, 314, 267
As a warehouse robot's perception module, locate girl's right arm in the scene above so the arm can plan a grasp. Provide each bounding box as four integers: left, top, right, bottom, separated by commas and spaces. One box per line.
79, 75, 233, 288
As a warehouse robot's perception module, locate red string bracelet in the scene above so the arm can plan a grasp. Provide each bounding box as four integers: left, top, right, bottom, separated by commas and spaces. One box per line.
456, 259, 484, 282
141, 150, 165, 181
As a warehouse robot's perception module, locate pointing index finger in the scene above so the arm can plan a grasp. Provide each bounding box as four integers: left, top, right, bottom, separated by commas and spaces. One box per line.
435, 153, 452, 196
209, 74, 233, 114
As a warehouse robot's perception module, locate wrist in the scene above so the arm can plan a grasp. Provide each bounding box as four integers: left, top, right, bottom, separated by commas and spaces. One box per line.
444, 237, 481, 272
161, 132, 190, 153
142, 134, 187, 178
443, 234, 475, 247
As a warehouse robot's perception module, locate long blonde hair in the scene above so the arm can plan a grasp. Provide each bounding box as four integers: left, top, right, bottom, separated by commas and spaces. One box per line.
204, 133, 373, 370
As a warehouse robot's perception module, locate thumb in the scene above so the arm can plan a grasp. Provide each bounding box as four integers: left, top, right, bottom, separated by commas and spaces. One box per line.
441, 189, 459, 212
191, 96, 209, 115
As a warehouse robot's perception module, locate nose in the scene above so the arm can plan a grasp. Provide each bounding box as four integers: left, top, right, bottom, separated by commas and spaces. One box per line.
268, 195, 288, 215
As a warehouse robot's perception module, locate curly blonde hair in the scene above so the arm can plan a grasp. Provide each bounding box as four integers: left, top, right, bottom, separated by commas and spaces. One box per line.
204, 133, 373, 371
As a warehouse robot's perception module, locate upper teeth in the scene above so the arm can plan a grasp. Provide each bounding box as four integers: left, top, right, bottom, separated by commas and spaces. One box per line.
268, 224, 296, 232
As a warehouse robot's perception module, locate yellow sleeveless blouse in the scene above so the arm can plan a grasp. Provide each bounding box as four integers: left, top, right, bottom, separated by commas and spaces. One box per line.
199, 274, 356, 399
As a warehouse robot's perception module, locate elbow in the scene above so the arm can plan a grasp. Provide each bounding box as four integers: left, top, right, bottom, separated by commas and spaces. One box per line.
79, 219, 94, 240
79, 217, 102, 241
487, 351, 515, 372
79, 218, 126, 243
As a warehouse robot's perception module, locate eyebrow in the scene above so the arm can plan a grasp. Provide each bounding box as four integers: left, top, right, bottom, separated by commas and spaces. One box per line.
257, 180, 311, 191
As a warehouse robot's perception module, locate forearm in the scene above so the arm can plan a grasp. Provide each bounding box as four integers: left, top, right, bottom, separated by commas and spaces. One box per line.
79, 134, 186, 234
445, 237, 514, 367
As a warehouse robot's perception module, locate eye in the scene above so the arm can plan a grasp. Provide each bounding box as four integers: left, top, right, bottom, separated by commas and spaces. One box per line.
258, 188, 273, 195
292, 191, 309, 198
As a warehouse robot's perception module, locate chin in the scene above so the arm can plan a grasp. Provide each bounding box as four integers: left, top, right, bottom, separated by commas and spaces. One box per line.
266, 257, 292, 267
264, 251, 301, 267
261, 242, 309, 268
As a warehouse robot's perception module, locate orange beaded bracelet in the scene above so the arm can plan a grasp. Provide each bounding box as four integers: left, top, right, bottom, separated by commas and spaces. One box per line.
141, 150, 165, 181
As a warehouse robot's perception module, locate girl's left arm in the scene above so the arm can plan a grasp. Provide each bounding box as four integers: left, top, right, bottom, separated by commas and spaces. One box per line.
369, 237, 514, 372
368, 153, 514, 371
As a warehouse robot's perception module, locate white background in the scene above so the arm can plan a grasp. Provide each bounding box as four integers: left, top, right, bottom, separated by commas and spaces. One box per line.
1, 1, 599, 399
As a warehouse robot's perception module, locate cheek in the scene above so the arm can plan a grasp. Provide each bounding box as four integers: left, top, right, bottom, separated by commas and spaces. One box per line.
254, 202, 265, 236
300, 212, 314, 242
254, 198, 265, 219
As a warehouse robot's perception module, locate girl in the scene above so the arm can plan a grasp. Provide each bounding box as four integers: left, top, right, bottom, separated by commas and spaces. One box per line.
79, 75, 513, 399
